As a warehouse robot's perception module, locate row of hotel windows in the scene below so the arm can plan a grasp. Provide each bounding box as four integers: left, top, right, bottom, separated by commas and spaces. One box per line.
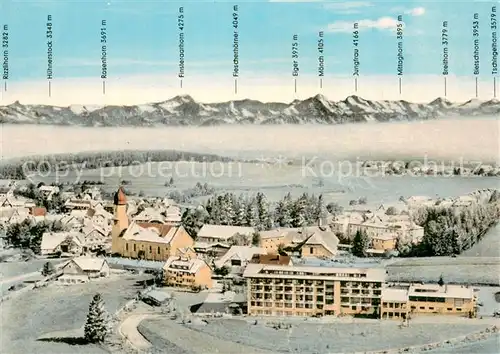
250, 279, 381, 288
253, 294, 333, 302
259, 270, 370, 278
125, 243, 167, 254
250, 301, 328, 309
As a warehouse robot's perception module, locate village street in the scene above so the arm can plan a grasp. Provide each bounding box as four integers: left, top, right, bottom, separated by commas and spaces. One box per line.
119, 313, 159, 351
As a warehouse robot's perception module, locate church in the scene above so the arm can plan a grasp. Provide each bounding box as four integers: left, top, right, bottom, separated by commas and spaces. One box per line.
111, 187, 195, 262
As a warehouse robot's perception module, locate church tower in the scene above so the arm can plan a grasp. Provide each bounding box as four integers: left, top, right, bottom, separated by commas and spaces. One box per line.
111, 186, 129, 254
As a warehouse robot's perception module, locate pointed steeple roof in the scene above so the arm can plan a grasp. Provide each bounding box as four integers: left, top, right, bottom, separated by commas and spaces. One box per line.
113, 186, 127, 205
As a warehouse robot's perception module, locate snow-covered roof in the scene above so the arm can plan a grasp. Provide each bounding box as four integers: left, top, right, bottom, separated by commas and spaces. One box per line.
41, 231, 83, 251
122, 222, 169, 244
164, 256, 208, 274
39, 185, 59, 192
260, 228, 296, 240
382, 288, 408, 302
243, 262, 386, 281
121, 221, 187, 245
408, 284, 475, 299
289, 226, 339, 255
197, 224, 255, 240
69, 256, 107, 271
214, 246, 267, 269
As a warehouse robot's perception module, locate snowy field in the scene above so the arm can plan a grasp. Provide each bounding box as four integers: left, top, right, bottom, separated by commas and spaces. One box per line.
0, 258, 64, 279
30, 161, 499, 206
140, 317, 491, 354
386, 257, 500, 286
428, 334, 500, 353
461, 223, 500, 258
1, 274, 150, 354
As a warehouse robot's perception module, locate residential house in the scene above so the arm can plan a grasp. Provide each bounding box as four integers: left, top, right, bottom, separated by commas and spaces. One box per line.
163, 255, 213, 289
59, 215, 84, 231
82, 186, 102, 200
347, 215, 424, 250
214, 245, 267, 270
193, 241, 231, 258
80, 222, 110, 252
287, 226, 339, 258
0, 196, 35, 209
38, 185, 60, 201
0, 183, 14, 198
260, 228, 296, 253
64, 195, 102, 211
41, 231, 84, 256
86, 206, 113, 230
196, 224, 256, 246
0, 208, 31, 226
330, 211, 366, 236
59, 256, 110, 284
164, 205, 182, 225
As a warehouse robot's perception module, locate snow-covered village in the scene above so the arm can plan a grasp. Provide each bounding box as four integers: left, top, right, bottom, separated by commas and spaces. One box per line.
1, 177, 499, 354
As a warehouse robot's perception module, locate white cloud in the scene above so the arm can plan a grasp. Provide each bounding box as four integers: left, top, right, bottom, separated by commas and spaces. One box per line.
324, 1, 372, 13
405, 7, 425, 16
326, 17, 401, 33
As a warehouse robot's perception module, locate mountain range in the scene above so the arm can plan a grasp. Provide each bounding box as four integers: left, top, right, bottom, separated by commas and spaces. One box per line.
0, 94, 498, 126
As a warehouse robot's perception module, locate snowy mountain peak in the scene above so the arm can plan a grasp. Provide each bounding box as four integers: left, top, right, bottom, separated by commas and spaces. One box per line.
0, 95, 498, 127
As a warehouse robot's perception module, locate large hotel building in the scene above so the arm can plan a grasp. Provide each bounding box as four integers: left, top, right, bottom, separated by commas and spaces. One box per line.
243, 261, 386, 317
243, 260, 477, 318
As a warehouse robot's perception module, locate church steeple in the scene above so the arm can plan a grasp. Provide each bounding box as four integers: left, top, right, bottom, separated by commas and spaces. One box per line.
111, 186, 129, 254
114, 186, 127, 205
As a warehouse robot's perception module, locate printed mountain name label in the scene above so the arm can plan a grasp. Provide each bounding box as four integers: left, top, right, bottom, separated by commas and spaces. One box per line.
178, 7, 185, 81
2, 24, 7, 82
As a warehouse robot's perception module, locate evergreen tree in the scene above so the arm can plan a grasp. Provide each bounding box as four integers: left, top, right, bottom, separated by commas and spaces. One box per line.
223, 193, 236, 225
205, 198, 214, 224
274, 200, 287, 227
438, 275, 444, 286
291, 194, 307, 228
251, 231, 261, 247
256, 192, 272, 230
84, 293, 110, 343
352, 230, 369, 257
245, 202, 257, 227
234, 195, 246, 226
41, 261, 56, 276
210, 197, 222, 224
181, 208, 207, 239
314, 194, 327, 223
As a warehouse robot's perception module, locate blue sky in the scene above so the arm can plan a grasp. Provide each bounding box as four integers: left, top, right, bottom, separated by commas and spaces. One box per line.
2, 0, 498, 80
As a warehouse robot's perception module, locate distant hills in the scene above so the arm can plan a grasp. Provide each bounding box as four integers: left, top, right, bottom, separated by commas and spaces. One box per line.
0, 94, 498, 126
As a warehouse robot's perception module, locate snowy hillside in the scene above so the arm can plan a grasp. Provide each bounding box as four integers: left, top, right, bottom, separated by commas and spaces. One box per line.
0, 94, 498, 127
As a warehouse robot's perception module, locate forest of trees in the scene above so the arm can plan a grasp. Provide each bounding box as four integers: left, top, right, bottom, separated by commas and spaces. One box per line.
181, 191, 343, 239
4, 219, 65, 254
167, 182, 216, 204
0, 149, 233, 179
398, 191, 500, 257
